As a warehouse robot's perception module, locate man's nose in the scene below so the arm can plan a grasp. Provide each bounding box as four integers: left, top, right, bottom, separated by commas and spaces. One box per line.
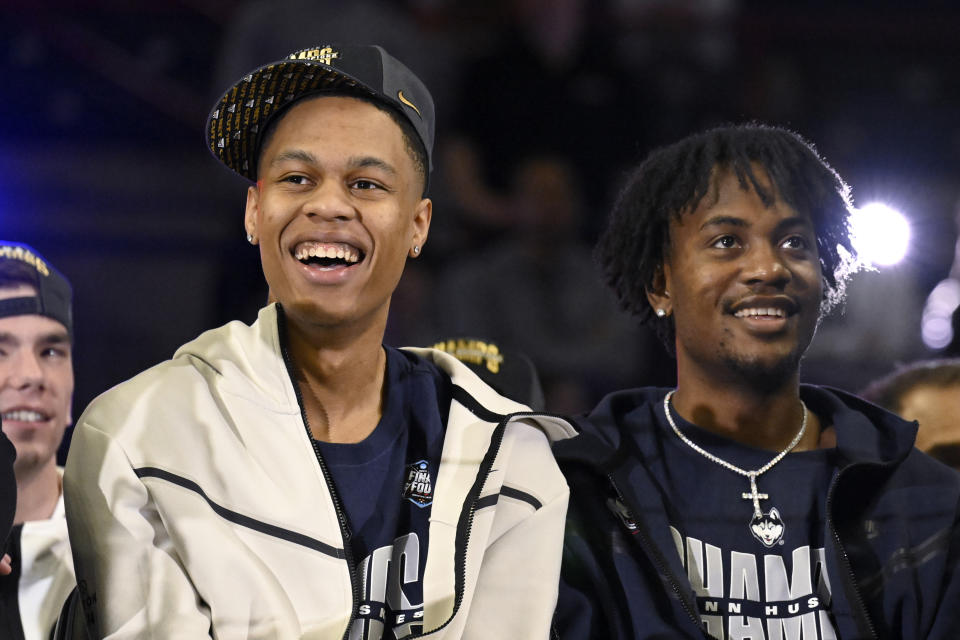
742, 243, 791, 288
303, 180, 357, 223
5, 350, 45, 390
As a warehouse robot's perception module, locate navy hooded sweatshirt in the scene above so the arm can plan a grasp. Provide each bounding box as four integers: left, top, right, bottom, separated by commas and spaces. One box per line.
554, 385, 960, 639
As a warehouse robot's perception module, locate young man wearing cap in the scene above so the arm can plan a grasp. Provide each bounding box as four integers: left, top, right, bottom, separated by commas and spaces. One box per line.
554, 125, 960, 639
0, 242, 77, 640
64, 45, 575, 639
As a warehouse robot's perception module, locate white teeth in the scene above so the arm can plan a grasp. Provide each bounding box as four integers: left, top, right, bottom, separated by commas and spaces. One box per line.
2, 410, 45, 422
735, 307, 786, 318
294, 242, 362, 264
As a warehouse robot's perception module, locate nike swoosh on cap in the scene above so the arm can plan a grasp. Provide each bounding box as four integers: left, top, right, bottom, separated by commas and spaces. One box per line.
397, 90, 421, 118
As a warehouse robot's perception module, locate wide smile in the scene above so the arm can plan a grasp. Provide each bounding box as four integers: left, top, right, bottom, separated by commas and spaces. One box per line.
290, 240, 366, 282
730, 298, 798, 334
293, 241, 364, 268
1, 407, 52, 427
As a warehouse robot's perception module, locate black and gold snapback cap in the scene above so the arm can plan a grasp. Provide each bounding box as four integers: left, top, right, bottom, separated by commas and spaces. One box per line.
206, 44, 435, 185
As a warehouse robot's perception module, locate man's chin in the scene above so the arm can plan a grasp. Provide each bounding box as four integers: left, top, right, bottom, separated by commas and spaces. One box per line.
12, 450, 53, 476
283, 298, 352, 327
722, 350, 804, 393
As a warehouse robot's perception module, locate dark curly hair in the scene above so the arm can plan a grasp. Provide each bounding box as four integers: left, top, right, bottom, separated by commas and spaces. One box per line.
596, 123, 858, 348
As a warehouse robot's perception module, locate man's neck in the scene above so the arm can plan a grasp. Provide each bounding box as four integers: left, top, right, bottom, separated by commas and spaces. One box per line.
285, 312, 388, 444
671, 369, 823, 452
14, 458, 61, 525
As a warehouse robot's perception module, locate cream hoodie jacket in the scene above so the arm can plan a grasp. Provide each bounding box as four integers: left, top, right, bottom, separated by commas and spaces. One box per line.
63, 305, 576, 639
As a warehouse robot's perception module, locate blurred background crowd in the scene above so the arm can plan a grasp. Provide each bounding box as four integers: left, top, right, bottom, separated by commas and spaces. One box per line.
4, 0, 960, 434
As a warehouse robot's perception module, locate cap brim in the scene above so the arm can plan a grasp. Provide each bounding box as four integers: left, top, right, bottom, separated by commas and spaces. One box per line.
206, 59, 377, 182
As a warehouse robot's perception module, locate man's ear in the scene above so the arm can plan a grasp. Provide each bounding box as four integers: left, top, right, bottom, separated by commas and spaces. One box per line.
409, 198, 432, 257
645, 265, 672, 318
244, 185, 260, 243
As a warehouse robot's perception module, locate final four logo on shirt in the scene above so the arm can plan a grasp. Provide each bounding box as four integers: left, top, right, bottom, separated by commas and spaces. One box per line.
403, 460, 434, 508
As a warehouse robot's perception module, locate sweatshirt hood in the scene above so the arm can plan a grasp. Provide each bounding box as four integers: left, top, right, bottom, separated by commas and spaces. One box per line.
173, 303, 299, 413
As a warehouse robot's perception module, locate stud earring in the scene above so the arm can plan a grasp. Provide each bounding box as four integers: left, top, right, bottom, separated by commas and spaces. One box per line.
656, 308, 667, 318
413, 245, 420, 255
246, 233, 255, 245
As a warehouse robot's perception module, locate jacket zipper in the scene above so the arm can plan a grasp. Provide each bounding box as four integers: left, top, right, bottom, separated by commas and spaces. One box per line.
607, 473, 711, 639
415, 414, 511, 636
277, 313, 361, 640
825, 462, 879, 640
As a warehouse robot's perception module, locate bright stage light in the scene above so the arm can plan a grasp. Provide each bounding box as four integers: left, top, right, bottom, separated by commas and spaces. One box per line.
850, 202, 911, 267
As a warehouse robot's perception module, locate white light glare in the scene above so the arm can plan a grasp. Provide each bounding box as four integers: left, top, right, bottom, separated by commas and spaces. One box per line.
850, 202, 911, 267
922, 278, 960, 350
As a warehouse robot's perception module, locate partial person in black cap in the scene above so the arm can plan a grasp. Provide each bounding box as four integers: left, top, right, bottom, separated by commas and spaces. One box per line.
0, 241, 76, 640
428, 337, 546, 411
64, 44, 576, 639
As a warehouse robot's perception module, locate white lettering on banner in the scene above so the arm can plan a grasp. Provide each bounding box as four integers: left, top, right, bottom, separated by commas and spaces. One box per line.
347, 533, 424, 640
671, 527, 838, 640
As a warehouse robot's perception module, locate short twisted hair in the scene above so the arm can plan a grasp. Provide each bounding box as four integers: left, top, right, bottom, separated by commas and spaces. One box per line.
596, 123, 858, 347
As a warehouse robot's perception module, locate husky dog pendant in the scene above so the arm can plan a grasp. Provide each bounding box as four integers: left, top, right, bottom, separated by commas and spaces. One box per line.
750, 507, 785, 547
742, 472, 785, 546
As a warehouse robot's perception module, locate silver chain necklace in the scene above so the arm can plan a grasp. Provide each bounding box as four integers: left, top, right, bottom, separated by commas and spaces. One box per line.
663, 390, 807, 519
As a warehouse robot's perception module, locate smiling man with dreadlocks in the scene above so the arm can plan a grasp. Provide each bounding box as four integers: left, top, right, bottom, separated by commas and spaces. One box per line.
553, 123, 960, 640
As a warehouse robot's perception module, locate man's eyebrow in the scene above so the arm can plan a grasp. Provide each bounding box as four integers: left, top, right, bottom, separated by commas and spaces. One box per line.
270, 149, 318, 167
348, 155, 397, 176
773, 215, 815, 233
38, 332, 70, 346
698, 214, 813, 233
0, 331, 70, 346
269, 151, 398, 177
699, 215, 749, 231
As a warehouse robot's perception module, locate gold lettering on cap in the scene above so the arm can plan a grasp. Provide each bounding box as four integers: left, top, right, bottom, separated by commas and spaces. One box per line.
317, 46, 338, 65
0, 245, 50, 276
290, 46, 339, 66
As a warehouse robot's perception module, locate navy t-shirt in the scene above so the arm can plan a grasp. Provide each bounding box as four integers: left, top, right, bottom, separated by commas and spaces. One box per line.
643, 395, 845, 640
316, 347, 451, 640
